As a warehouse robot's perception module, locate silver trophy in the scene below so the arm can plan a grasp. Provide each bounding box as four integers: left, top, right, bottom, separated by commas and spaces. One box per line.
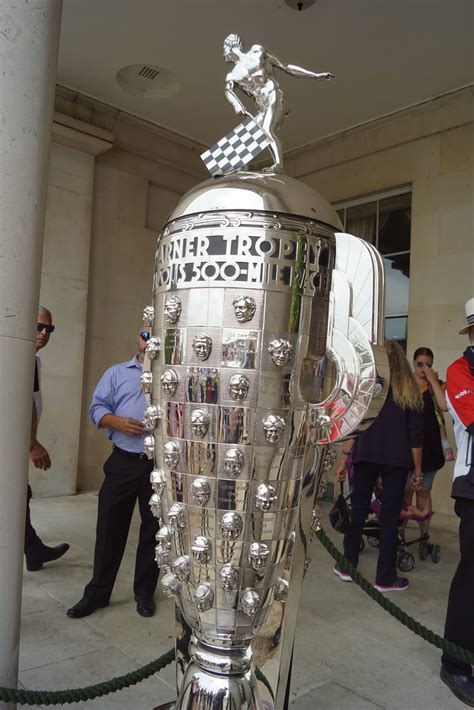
143, 36, 388, 710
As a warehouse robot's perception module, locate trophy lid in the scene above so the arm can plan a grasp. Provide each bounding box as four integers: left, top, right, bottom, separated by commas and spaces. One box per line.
166, 171, 342, 230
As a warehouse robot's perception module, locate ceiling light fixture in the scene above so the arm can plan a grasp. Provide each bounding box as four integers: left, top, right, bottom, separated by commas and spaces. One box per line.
285, 0, 316, 10
115, 64, 180, 99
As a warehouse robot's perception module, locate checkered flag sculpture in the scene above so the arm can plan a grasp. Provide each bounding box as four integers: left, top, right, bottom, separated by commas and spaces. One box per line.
200, 115, 270, 176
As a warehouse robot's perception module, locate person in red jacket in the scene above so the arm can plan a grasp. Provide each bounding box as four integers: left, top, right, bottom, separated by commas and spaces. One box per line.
440, 297, 474, 706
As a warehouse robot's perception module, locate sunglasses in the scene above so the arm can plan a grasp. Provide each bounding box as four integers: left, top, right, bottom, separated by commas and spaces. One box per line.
139, 331, 151, 341
415, 362, 432, 368
37, 323, 55, 334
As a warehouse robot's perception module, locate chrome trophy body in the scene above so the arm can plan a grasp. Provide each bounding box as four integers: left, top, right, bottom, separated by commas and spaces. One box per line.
143, 37, 388, 710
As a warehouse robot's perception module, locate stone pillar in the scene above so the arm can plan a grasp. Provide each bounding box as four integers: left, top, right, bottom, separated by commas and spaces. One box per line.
0, 1, 63, 702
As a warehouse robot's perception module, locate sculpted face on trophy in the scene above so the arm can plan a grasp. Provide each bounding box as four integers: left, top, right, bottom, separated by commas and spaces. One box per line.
156, 525, 171, 549
172, 555, 191, 582
255, 483, 277, 512
268, 338, 293, 367
150, 468, 166, 495
192, 333, 212, 361
274, 577, 289, 602
263, 414, 285, 443
154, 542, 170, 566
249, 542, 270, 571
161, 572, 181, 598
232, 295, 256, 323
221, 511, 243, 540
228, 373, 250, 401
223, 448, 244, 478
140, 370, 153, 395
219, 564, 239, 592
192, 535, 212, 565
191, 409, 210, 437
144, 404, 162, 430
142, 305, 155, 327
143, 434, 155, 459
195, 583, 214, 613
161, 368, 179, 397
164, 296, 182, 324
241, 588, 260, 617
191, 477, 211, 506
145, 335, 161, 359
149, 492, 161, 519
163, 440, 180, 469
168, 502, 186, 530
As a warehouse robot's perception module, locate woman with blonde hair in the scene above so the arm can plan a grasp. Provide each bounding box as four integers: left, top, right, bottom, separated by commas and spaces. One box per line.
334, 340, 424, 592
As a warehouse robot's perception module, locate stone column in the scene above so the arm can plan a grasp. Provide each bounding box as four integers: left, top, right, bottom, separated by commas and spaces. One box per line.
0, 1, 63, 702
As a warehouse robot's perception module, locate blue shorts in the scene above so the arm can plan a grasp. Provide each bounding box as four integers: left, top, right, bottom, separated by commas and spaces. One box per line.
405, 470, 438, 493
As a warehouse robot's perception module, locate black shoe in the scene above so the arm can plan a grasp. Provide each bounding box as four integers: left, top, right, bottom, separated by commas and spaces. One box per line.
26, 543, 70, 571
440, 666, 474, 706
66, 597, 109, 619
136, 597, 156, 617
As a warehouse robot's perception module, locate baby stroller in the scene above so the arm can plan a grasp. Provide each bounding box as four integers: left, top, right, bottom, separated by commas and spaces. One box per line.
361, 486, 441, 572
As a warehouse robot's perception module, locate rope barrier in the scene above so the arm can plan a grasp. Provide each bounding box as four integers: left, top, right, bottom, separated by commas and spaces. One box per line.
314, 525, 474, 665
0, 647, 275, 706
0, 648, 175, 706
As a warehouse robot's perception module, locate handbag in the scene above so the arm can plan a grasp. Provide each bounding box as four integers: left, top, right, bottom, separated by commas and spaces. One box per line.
329, 482, 352, 534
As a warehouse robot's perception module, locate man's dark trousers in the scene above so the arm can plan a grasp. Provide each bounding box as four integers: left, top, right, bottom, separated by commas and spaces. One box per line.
442, 497, 474, 675
84, 448, 159, 603
24, 484, 44, 558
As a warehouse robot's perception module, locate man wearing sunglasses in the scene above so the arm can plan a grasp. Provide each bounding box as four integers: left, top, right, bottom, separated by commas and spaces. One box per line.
67, 327, 159, 619
26, 306, 69, 571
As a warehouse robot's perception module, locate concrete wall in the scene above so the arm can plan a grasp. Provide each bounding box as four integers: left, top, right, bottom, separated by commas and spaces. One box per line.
30, 117, 113, 496
285, 86, 474, 524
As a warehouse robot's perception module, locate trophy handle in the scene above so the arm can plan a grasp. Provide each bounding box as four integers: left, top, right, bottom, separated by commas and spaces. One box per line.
307, 232, 389, 444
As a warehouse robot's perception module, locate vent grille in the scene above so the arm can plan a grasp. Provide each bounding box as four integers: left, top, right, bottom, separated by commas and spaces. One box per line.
138, 66, 160, 80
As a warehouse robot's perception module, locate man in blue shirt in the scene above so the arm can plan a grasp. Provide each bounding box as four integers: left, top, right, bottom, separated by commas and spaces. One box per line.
67, 328, 159, 619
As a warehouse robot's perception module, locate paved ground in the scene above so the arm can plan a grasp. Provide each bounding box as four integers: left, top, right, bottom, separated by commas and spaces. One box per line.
17, 492, 466, 709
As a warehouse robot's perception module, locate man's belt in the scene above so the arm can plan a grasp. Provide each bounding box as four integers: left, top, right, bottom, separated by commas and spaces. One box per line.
113, 445, 148, 461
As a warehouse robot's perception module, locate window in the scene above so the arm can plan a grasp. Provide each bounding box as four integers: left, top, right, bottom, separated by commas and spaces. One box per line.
336, 188, 411, 350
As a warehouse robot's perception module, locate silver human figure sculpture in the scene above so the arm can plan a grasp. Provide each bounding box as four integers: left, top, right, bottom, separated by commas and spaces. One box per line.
223, 33, 334, 173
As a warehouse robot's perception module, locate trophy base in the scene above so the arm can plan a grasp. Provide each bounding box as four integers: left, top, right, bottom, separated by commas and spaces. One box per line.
173, 640, 261, 710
